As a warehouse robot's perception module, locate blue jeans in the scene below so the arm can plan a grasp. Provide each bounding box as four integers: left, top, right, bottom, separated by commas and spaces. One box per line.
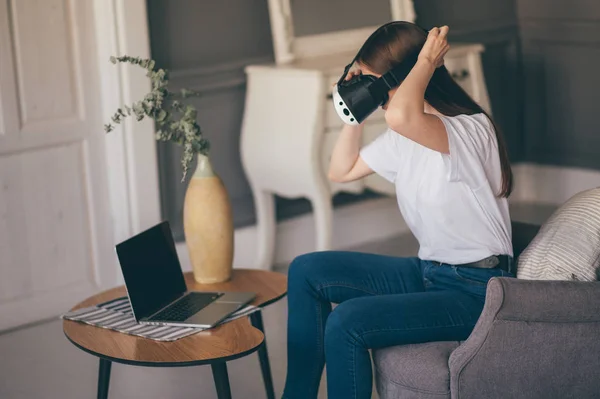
282, 251, 513, 399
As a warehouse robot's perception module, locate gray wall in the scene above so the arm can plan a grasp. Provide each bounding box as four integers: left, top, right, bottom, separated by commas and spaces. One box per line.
291, 0, 391, 36
147, 0, 275, 240
148, 0, 596, 241
517, 0, 600, 168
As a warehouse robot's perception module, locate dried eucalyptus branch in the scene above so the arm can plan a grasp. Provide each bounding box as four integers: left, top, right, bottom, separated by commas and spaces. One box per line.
104, 55, 210, 181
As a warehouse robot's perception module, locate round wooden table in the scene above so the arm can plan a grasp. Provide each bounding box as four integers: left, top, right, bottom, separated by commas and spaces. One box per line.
63, 269, 287, 399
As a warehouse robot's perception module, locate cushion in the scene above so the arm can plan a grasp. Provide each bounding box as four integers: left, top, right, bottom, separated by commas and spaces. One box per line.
373, 341, 460, 399
517, 188, 600, 281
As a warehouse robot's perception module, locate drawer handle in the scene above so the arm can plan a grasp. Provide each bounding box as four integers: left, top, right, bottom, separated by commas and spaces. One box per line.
451, 69, 470, 81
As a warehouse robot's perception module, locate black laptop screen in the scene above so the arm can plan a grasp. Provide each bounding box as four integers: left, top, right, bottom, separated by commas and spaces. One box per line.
115, 221, 187, 320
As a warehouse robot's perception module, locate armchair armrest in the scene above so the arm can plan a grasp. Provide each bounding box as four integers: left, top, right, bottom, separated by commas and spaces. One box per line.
486, 277, 600, 322
449, 277, 600, 399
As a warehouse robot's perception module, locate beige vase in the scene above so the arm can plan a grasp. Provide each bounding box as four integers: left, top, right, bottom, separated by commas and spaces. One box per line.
183, 154, 234, 283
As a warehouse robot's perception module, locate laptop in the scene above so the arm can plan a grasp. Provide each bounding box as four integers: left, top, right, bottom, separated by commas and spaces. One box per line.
115, 221, 255, 328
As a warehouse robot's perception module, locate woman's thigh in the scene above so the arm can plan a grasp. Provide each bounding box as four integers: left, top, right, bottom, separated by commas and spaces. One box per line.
324, 289, 485, 350
288, 251, 426, 303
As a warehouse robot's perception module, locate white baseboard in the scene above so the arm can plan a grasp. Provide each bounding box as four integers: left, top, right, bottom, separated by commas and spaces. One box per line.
176, 164, 600, 272
176, 196, 407, 272
511, 163, 600, 204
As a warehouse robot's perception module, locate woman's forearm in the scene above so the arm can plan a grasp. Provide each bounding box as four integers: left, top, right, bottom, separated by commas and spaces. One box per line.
327, 123, 364, 181
385, 58, 435, 124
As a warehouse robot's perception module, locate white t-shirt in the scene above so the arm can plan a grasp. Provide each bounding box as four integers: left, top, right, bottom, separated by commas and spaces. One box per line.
359, 112, 513, 264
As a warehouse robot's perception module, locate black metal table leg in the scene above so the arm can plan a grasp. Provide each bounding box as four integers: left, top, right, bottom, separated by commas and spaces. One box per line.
211, 362, 232, 399
250, 311, 275, 399
97, 358, 112, 399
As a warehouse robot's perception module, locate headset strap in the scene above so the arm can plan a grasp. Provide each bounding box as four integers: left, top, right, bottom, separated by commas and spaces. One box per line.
368, 53, 419, 98
337, 21, 412, 86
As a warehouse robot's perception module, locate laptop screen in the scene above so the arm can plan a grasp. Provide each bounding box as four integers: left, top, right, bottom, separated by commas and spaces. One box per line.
115, 221, 187, 320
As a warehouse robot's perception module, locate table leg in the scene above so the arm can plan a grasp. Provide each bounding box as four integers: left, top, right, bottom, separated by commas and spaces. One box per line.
250, 311, 275, 399
211, 362, 232, 399
97, 358, 112, 399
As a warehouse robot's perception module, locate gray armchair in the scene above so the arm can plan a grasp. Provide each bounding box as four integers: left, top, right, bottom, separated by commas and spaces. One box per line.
373, 221, 600, 399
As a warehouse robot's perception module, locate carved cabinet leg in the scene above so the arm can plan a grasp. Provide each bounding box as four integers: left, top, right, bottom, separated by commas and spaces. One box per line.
253, 188, 276, 270
310, 190, 333, 252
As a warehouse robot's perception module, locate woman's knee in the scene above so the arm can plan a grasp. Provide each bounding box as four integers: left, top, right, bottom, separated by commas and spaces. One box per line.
288, 251, 331, 284
324, 299, 364, 347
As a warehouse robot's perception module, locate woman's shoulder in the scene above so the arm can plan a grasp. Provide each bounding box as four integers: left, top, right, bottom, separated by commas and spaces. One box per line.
436, 112, 497, 163
438, 112, 495, 140
441, 112, 491, 128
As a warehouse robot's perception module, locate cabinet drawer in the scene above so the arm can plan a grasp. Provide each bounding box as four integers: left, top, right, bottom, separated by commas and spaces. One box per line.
444, 54, 474, 98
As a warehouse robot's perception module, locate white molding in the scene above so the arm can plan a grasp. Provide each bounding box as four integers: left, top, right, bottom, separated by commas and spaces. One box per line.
168, 56, 273, 93
176, 196, 408, 271
93, 0, 131, 250
267, 0, 416, 65
266, 0, 295, 65
511, 163, 600, 205
293, 26, 379, 61
113, 0, 161, 234
449, 20, 519, 39
93, 0, 161, 285
390, 0, 416, 22
170, 56, 273, 79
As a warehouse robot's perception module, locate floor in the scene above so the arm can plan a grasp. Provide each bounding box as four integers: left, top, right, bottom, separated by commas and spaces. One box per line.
0, 203, 556, 399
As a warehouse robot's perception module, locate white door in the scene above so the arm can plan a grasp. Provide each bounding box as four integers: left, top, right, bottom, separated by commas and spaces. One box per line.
0, 0, 117, 330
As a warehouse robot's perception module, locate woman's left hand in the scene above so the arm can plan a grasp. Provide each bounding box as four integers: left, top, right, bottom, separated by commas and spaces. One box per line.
418, 26, 450, 68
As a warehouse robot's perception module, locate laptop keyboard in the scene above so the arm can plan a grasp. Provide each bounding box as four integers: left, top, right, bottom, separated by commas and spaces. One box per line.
151, 292, 222, 322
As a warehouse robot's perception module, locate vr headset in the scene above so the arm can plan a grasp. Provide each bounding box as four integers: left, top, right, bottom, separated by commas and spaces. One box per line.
332, 21, 419, 125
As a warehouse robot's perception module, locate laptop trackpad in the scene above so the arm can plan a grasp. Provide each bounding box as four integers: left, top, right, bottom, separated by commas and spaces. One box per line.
185, 302, 242, 327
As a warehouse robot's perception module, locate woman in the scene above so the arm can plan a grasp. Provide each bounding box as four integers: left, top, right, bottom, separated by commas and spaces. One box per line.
282, 22, 514, 399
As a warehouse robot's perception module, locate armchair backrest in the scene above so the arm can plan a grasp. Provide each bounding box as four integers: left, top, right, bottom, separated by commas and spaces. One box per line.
511, 221, 540, 259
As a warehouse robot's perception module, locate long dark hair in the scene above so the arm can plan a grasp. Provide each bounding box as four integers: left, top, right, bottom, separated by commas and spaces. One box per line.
356, 22, 513, 198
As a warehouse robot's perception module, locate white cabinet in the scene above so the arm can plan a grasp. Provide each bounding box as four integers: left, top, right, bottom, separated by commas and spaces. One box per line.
240, 0, 492, 269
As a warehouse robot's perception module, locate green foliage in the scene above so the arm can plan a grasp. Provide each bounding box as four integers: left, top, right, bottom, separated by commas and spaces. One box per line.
104, 55, 209, 181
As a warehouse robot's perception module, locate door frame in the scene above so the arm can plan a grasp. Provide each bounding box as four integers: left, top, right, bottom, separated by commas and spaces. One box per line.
92, 0, 162, 286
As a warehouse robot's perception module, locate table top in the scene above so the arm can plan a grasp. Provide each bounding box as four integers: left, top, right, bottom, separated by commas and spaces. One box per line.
63, 269, 287, 367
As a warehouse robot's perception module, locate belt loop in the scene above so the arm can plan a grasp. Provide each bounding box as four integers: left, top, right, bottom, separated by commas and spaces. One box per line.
508, 256, 515, 275
485, 255, 500, 268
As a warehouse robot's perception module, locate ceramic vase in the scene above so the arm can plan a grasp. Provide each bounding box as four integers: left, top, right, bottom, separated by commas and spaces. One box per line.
183, 154, 234, 283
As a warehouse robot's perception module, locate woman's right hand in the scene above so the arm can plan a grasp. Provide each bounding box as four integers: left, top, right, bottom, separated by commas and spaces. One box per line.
332, 68, 363, 87
344, 68, 362, 82
418, 26, 450, 68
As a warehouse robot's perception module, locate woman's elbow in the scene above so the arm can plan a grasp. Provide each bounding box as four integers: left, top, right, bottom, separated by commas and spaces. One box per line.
327, 171, 346, 183
385, 108, 411, 131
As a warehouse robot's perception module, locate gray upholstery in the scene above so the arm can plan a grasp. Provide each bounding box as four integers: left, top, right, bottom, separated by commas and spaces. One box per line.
449, 278, 600, 399
375, 218, 600, 399
374, 341, 460, 399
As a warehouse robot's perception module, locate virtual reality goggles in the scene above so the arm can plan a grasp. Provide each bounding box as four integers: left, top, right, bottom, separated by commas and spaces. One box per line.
332, 22, 419, 125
